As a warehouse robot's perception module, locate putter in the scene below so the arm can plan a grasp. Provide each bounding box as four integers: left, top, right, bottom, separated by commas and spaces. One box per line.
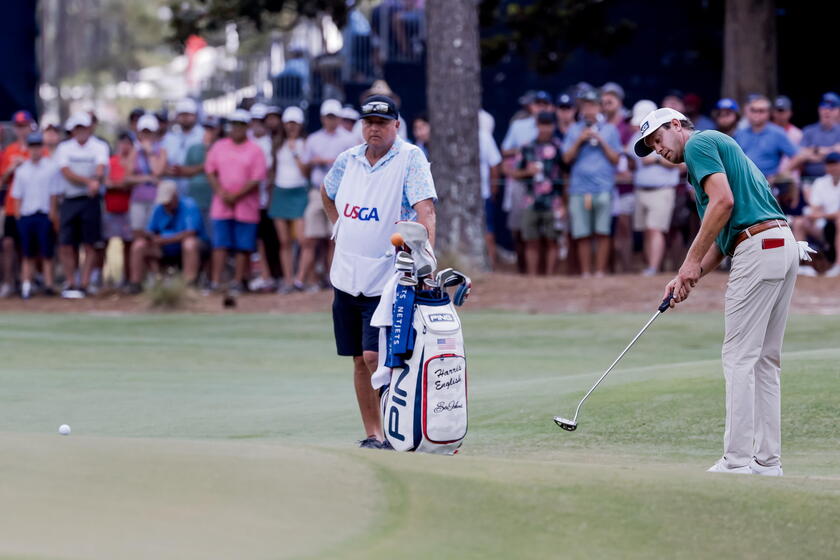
553, 293, 674, 432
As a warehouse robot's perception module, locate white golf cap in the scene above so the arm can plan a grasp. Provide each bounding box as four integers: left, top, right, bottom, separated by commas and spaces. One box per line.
320, 98, 342, 117
175, 98, 198, 115
338, 106, 359, 120
249, 102, 268, 120
282, 106, 305, 124
631, 100, 657, 127
65, 111, 92, 130
155, 180, 178, 205
228, 109, 251, 124
137, 113, 159, 132
633, 107, 688, 157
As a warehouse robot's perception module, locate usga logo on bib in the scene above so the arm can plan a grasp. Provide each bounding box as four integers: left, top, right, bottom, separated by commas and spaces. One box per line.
343, 204, 380, 221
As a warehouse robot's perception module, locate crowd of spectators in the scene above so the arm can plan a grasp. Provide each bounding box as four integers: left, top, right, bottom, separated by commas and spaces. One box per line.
0, 98, 362, 299
481, 85, 840, 278
0, 83, 837, 301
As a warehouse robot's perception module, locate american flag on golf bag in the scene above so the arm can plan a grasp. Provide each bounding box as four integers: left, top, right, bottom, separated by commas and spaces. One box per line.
437, 338, 457, 350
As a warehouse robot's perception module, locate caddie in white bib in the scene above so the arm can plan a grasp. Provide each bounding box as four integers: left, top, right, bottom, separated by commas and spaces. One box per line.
319, 94, 437, 450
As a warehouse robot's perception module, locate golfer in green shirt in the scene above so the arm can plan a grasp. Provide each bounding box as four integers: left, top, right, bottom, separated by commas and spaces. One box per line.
634, 108, 810, 476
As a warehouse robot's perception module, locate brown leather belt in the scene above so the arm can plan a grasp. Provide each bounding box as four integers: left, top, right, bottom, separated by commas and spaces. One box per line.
730, 219, 789, 254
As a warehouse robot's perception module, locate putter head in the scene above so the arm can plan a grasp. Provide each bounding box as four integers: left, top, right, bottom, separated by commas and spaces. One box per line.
553, 417, 577, 431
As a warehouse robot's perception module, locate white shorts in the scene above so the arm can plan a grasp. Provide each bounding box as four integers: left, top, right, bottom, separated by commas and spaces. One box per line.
634, 187, 676, 232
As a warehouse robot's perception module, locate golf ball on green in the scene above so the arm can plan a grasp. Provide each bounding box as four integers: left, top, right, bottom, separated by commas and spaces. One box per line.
59, 424, 71, 435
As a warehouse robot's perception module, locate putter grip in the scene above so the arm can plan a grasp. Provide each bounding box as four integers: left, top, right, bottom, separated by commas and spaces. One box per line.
658, 293, 674, 313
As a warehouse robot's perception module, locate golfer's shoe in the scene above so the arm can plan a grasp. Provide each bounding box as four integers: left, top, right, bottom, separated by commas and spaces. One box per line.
707, 459, 751, 474
358, 437, 382, 449
379, 439, 394, 451
749, 460, 784, 476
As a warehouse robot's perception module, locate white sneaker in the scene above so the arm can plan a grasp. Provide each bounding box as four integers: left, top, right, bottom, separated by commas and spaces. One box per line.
21, 282, 32, 300
797, 265, 818, 277
750, 461, 783, 476
707, 459, 751, 474
825, 264, 840, 278
641, 267, 657, 277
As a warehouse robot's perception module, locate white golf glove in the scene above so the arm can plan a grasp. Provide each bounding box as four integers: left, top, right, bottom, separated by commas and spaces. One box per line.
797, 240, 817, 262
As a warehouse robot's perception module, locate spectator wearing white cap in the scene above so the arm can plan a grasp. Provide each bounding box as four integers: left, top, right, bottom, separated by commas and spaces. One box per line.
339, 105, 360, 135
299, 99, 357, 290
127, 114, 167, 239
627, 100, 684, 275
248, 103, 281, 291
128, 180, 208, 291
162, 98, 204, 196
268, 106, 310, 292
205, 109, 267, 292
54, 112, 110, 298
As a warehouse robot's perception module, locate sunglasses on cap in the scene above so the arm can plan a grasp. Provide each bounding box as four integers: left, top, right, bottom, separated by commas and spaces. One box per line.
361, 101, 396, 117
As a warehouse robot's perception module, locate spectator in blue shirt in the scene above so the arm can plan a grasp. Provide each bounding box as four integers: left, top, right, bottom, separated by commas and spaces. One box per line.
734, 95, 798, 179
128, 180, 207, 292
562, 90, 621, 277
796, 92, 840, 180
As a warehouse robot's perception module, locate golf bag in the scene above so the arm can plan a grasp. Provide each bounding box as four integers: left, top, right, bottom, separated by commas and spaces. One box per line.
380, 289, 468, 454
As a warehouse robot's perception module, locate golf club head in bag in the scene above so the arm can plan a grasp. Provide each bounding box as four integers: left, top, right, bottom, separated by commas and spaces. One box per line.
451, 273, 471, 306
396, 221, 437, 278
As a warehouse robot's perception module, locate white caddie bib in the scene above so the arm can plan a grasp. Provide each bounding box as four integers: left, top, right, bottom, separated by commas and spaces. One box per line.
331, 143, 412, 296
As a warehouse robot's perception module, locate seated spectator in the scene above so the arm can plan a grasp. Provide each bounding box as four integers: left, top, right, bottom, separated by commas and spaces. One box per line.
562, 90, 621, 277
793, 152, 840, 277
10, 132, 60, 298
628, 100, 683, 275
713, 98, 740, 137
515, 112, 565, 275
128, 180, 208, 291
683, 93, 715, 131
796, 92, 840, 182
205, 109, 267, 293
734, 95, 798, 179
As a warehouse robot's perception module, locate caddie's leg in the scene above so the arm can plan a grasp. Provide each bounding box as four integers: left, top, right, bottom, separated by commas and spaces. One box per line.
354, 354, 383, 440
753, 230, 798, 467
721, 237, 780, 469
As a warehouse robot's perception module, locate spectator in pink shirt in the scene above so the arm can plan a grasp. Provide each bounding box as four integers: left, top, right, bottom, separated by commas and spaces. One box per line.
205, 109, 267, 292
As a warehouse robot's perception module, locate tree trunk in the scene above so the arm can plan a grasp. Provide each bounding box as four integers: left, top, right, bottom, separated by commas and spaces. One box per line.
722, 0, 777, 102
425, 0, 486, 271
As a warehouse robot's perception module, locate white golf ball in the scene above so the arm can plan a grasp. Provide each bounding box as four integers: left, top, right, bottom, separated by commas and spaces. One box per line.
59, 424, 71, 435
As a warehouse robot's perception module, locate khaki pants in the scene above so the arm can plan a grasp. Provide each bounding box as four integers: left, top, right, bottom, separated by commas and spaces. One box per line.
722, 226, 798, 469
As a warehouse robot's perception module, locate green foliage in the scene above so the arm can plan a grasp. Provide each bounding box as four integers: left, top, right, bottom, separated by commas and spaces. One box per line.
144, 275, 192, 310
168, 0, 349, 44
479, 0, 637, 74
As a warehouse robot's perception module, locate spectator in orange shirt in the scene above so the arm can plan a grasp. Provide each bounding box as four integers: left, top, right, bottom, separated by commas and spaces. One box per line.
0, 110, 37, 297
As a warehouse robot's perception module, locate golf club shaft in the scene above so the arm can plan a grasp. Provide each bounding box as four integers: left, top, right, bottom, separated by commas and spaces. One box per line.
570, 309, 663, 423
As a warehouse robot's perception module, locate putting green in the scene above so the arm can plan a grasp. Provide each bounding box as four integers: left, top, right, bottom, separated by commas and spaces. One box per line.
0, 312, 838, 559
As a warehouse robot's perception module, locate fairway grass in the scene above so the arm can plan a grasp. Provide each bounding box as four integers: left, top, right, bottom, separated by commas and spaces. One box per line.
1, 312, 838, 559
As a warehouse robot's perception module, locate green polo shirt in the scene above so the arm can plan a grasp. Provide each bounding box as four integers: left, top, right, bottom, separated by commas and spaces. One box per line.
684, 130, 785, 254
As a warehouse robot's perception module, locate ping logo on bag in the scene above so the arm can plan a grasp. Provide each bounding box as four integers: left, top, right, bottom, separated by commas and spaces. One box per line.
428, 313, 454, 323
387, 366, 412, 442
342, 204, 380, 221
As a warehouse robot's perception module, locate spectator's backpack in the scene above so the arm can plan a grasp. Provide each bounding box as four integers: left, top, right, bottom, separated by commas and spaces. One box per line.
379, 289, 468, 455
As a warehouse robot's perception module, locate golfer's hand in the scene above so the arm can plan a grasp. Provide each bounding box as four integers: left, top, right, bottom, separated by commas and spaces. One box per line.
669, 261, 702, 304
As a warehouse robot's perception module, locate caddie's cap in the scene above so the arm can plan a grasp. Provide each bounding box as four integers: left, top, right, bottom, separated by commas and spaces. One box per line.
360, 95, 399, 120
633, 108, 688, 157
